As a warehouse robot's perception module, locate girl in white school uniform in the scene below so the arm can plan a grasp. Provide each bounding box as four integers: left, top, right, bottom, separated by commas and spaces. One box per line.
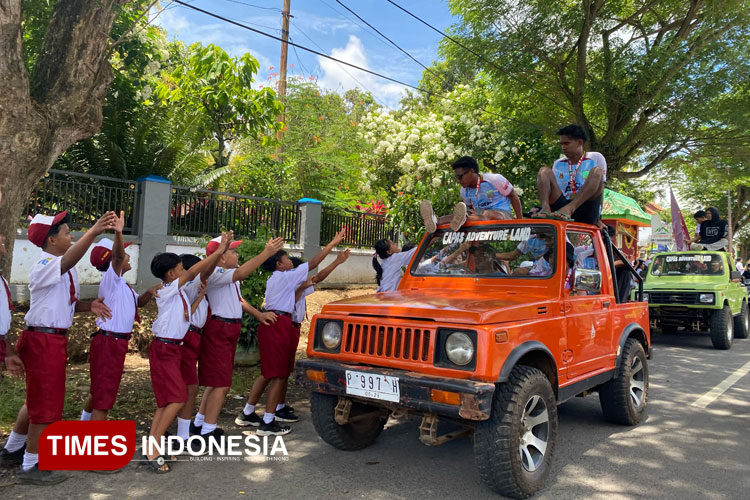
372, 239, 418, 292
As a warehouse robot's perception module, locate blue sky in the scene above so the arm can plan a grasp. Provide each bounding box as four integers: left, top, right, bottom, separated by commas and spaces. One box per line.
153, 0, 457, 108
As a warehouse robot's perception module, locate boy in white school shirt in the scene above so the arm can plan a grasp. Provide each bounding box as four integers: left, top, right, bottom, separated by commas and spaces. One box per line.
193, 235, 284, 441
144, 231, 232, 473
82, 212, 160, 422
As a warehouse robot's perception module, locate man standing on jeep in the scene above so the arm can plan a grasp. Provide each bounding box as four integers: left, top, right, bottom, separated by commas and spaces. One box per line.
691, 207, 729, 251
536, 124, 607, 225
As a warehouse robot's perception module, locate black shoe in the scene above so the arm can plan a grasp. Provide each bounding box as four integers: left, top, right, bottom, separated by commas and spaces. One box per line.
275, 406, 300, 423
0, 444, 25, 466
257, 420, 291, 436
189, 421, 202, 436
188, 435, 209, 456
17, 464, 68, 485
235, 411, 262, 427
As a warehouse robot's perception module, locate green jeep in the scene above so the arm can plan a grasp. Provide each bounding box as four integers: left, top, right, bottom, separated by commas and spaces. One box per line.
643, 251, 749, 349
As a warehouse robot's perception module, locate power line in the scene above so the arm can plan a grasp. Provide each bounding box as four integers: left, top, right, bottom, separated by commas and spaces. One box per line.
317, 0, 400, 54
289, 36, 312, 80
222, 0, 281, 11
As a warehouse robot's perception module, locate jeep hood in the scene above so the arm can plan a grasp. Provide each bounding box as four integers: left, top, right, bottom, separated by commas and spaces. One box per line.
319, 289, 554, 325
644, 276, 728, 291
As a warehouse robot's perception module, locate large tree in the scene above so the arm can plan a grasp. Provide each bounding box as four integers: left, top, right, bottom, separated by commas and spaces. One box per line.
444, 0, 750, 178
0, 0, 136, 277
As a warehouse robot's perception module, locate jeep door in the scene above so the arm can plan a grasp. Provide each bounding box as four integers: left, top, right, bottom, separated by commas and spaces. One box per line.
564, 230, 614, 379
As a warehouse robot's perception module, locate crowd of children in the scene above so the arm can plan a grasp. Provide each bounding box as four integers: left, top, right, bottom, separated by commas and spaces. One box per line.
0, 197, 350, 482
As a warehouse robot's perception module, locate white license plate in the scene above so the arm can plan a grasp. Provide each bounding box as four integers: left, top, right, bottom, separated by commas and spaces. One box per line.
345, 370, 400, 402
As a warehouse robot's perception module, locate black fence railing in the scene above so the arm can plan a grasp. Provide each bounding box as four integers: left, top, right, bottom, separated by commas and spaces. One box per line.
169, 187, 299, 242
321, 207, 394, 248
23, 170, 137, 233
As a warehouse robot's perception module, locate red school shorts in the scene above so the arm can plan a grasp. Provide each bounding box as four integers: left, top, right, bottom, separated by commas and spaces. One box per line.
89, 332, 130, 411
180, 329, 201, 386
16, 330, 67, 424
257, 315, 294, 379
149, 339, 187, 408
198, 317, 241, 388
289, 324, 301, 374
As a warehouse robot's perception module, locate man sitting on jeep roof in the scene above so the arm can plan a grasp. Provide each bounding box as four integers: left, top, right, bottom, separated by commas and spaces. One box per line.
691, 207, 728, 251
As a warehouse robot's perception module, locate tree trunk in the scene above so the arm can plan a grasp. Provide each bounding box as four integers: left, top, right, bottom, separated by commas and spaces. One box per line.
0, 0, 130, 279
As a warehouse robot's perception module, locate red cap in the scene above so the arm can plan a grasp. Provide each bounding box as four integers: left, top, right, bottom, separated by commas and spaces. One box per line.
90, 238, 132, 268
27, 211, 68, 248
206, 236, 242, 256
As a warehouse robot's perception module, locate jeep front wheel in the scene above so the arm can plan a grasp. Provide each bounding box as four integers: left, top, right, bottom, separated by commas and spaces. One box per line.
310, 393, 387, 451
599, 338, 648, 425
710, 305, 733, 349
473, 366, 558, 499
733, 301, 749, 339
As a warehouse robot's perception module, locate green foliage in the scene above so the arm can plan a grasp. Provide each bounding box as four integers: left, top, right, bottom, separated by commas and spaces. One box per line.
235, 231, 273, 350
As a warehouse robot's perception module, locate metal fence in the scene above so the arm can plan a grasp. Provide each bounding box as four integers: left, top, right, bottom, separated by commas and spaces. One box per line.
321, 207, 394, 248
169, 186, 299, 242
23, 170, 137, 233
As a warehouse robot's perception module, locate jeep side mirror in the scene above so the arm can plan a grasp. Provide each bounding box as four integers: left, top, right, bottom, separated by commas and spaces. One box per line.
573, 268, 602, 294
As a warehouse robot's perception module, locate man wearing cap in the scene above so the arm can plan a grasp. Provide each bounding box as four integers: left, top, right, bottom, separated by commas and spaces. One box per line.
0, 210, 116, 484
191, 235, 284, 442
81, 211, 161, 423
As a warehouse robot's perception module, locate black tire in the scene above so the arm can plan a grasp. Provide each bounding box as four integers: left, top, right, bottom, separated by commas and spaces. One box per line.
661, 325, 678, 334
710, 305, 733, 349
473, 366, 558, 499
310, 393, 387, 451
733, 301, 749, 339
599, 338, 648, 425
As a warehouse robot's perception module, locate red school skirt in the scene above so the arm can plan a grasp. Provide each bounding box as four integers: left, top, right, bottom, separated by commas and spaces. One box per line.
257, 315, 294, 379
16, 330, 67, 424
0, 337, 6, 366
289, 323, 301, 374
149, 339, 187, 408
180, 328, 201, 386
198, 317, 241, 388
89, 332, 130, 411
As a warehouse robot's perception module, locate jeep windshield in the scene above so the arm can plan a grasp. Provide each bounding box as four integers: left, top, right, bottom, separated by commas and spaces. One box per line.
650, 254, 724, 276
411, 223, 557, 278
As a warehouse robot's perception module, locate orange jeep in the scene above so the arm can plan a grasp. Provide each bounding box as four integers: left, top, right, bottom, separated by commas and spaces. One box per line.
296, 219, 650, 498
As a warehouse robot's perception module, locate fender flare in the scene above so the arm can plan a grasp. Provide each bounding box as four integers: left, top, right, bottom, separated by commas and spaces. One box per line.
615, 323, 648, 377
497, 341, 556, 383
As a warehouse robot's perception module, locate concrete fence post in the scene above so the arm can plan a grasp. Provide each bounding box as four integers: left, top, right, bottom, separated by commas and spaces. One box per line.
298, 198, 322, 261
135, 175, 172, 290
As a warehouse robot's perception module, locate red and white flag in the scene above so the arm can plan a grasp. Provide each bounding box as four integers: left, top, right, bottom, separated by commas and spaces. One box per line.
670, 188, 690, 251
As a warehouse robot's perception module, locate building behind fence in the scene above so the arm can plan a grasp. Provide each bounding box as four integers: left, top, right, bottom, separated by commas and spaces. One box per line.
11, 170, 395, 297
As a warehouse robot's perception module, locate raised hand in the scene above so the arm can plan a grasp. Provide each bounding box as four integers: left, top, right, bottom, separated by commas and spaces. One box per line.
147, 283, 163, 298
113, 210, 126, 234
265, 237, 284, 254
332, 228, 347, 245
219, 230, 234, 252
91, 211, 118, 236
335, 248, 351, 263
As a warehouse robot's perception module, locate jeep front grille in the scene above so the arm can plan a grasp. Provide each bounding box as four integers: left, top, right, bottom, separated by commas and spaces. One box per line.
649, 292, 699, 305
344, 323, 431, 361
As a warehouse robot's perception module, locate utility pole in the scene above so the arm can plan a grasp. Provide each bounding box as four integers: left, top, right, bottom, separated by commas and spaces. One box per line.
727, 165, 733, 253
274, 0, 291, 162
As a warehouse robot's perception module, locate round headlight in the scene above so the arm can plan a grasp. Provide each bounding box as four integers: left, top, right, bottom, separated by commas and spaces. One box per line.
699, 293, 714, 304
445, 332, 474, 366
321, 321, 342, 349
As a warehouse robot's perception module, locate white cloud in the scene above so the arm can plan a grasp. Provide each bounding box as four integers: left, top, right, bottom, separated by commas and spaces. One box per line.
317, 35, 406, 108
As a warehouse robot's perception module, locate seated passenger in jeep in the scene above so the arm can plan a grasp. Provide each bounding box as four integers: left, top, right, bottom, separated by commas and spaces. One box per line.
691, 207, 729, 251
419, 156, 523, 234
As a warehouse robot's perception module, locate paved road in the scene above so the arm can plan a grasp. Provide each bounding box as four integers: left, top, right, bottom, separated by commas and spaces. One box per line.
3, 331, 750, 499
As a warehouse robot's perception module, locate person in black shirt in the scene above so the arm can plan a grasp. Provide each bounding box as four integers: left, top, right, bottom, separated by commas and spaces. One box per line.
690, 206, 728, 251
743, 263, 750, 281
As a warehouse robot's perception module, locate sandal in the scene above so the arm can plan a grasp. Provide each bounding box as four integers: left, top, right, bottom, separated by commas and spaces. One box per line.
531, 210, 552, 219
145, 455, 171, 474
550, 211, 574, 222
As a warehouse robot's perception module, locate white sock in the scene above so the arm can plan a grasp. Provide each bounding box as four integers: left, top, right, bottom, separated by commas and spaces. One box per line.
177, 418, 190, 441
275, 403, 285, 411
81, 409, 92, 421
4, 431, 27, 452
22, 451, 39, 472
201, 422, 217, 435
262, 412, 275, 424
243, 403, 255, 416
193, 412, 205, 427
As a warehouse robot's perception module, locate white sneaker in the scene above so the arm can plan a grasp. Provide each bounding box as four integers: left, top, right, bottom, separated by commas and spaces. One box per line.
450, 202, 468, 231
420, 200, 438, 233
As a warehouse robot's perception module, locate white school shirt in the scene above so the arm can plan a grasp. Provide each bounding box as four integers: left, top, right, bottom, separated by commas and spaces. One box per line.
183, 278, 209, 328
151, 280, 190, 340
0, 275, 11, 335
736, 261, 744, 273
205, 267, 242, 319
25, 251, 79, 329
292, 285, 315, 324
96, 266, 138, 334
264, 262, 310, 314
376, 247, 418, 293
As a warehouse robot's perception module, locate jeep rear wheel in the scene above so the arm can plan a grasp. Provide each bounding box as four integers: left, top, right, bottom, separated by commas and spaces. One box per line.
733, 301, 749, 339
310, 393, 387, 451
473, 366, 558, 499
599, 338, 649, 425
710, 305, 733, 349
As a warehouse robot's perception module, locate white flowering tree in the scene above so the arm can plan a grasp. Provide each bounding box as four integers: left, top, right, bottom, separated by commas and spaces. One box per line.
360, 81, 559, 240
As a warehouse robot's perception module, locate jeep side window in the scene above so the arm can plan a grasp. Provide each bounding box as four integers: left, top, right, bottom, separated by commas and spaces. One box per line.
565, 231, 600, 296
